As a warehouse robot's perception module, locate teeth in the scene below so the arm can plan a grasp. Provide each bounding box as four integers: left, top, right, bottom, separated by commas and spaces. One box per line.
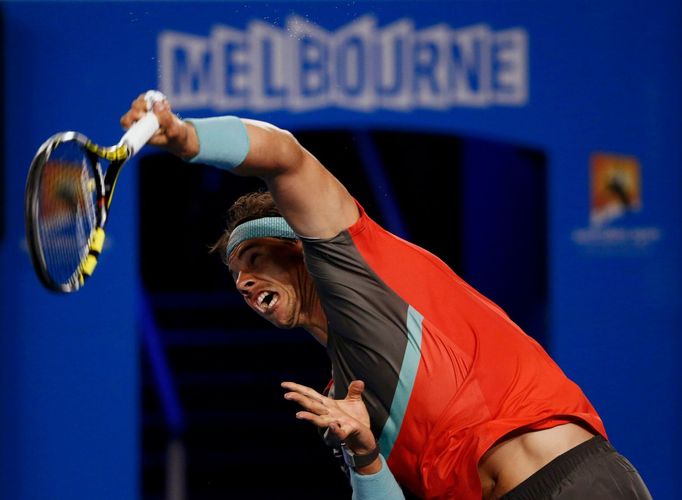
256, 291, 278, 312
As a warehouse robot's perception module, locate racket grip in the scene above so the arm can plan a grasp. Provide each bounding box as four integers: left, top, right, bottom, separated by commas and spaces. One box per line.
119, 112, 160, 157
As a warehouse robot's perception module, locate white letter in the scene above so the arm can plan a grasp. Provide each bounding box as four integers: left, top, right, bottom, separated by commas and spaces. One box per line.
412, 24, 449, 109
249, 21, 291, 112
211, 25, 250, 111
332, 15, 375, 111
288, 16, 331, 112
158, 31, 211, 110
492, 29, 528, 105
374, 19, 413, 111
448, 24, 491, 107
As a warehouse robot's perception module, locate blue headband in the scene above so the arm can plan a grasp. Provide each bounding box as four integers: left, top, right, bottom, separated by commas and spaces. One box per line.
226, 217, 298, 260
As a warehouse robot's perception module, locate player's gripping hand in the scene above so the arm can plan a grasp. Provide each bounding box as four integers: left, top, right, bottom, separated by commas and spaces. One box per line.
281, 380, 376, 456
120, 93, 199, 160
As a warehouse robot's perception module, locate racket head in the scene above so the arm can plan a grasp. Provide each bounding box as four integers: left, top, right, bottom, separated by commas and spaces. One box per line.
24, 132, 106, 292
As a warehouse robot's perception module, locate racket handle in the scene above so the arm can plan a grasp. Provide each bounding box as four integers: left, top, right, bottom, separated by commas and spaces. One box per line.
119, 112, 159, 157
118, 90, 167, 157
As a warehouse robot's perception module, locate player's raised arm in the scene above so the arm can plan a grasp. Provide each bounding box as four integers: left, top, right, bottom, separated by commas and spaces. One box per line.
121, 95, 358, 239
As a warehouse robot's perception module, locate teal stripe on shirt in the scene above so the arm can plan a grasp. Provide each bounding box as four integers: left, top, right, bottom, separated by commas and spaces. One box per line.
378, 306, 424, 458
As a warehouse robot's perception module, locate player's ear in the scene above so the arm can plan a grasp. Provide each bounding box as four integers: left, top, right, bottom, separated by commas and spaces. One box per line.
293, 239, 306, 256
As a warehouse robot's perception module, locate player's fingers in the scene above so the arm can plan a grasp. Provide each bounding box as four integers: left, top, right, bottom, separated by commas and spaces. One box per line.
281, 381, 325, 401
284, 391, 329, 415
130, 96, 150, 120
346, 380, 365, 401
152, 101, 189, 145
122, 91, 162, 126
132, 94, 149, 111
120, 98, 152, 130
152, 100, 172, 123
120, 109, 138, 130
295, 411, 333, 428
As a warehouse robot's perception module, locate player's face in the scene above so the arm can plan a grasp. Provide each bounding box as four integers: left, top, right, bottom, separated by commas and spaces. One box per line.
228, 238, 312, 329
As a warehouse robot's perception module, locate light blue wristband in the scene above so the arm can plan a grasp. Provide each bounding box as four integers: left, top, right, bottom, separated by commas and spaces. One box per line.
350, 455, 405, 500
185, 116, 250, 170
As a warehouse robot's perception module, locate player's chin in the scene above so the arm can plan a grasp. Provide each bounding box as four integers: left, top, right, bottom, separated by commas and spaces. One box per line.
271, 295, 300, 328
262, 307, 296, 329
266, 313, 296, 330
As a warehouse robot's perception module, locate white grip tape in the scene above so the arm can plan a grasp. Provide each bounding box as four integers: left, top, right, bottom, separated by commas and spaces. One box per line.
118, 90, 166, 157
143, 90, 167, 108
119, 113, 159, 157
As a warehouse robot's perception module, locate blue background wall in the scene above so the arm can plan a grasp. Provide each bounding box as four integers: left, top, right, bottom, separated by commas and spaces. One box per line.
1, 1, 680, 498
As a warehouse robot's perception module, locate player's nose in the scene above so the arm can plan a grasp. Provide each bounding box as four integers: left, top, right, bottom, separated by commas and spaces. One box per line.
235, 272, 256, 295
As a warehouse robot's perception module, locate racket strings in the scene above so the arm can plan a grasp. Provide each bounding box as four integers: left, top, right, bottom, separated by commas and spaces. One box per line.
36, 141, 101, 287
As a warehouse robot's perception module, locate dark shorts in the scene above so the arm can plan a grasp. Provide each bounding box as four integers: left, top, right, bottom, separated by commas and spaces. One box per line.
500, 436, 652, 500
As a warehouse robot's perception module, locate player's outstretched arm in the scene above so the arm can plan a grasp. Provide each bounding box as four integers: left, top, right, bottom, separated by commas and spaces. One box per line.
121, 95, 358, 239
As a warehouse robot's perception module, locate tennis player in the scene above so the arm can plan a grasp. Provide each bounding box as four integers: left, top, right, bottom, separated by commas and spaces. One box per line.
122, 96, 651, 499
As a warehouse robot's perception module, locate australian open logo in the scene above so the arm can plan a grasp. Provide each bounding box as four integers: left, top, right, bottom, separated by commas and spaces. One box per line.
571, 153, 661, 251
158, 15, 528, 112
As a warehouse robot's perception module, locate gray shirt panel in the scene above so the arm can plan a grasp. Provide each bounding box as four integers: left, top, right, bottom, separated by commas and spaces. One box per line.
302, 231, 410, 435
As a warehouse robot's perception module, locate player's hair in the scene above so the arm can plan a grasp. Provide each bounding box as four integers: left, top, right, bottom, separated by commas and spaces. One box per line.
210, 190, 282, 264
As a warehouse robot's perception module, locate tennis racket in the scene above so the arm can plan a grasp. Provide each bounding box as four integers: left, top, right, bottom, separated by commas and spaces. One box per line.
25, 90, 166, 293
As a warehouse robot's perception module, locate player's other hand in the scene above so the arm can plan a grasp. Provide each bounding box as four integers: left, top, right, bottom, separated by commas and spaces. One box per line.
120, 94, 199, 160
281, 380, 376, 456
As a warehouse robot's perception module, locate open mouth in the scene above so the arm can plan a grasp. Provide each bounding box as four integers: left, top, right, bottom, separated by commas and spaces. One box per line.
255, 290, 279, 313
